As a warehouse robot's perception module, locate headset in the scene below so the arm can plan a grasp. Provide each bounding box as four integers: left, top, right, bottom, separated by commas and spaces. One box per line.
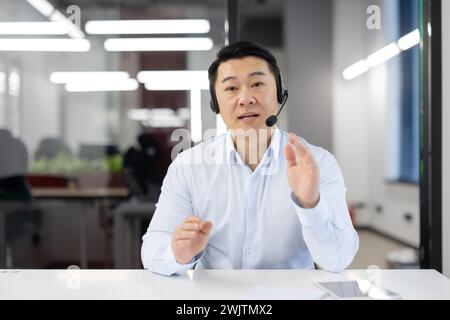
209, 67, 288, 127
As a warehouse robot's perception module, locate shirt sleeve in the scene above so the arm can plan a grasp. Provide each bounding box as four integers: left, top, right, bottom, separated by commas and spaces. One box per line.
290, 149, 359, 273
141, 153, 204, 276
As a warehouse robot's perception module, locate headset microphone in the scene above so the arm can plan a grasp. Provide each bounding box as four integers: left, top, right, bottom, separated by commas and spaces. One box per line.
265, 90, 288, 127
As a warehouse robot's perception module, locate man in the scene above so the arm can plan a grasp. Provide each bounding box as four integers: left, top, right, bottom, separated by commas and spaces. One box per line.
141, 41, 359, 276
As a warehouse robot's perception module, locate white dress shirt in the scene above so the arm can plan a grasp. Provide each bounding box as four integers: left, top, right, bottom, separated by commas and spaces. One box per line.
141, 127, 359, 276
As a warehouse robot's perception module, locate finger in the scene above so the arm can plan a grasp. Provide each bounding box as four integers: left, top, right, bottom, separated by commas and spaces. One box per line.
182, 222, 200, 231
288, 133, 301, 148
292, 136, 308, 158
285, 144, 297, 167
288, 134, 306, 160
186, 215, 201, 223
173, 239, 191, 247
177, 230, 198, 240
293, 140, 318, 168
199, 221, 213, 235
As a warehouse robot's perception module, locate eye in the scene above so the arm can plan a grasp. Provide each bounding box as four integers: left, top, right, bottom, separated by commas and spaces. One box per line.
225, 86, 238, 92
252, 81, 264, 88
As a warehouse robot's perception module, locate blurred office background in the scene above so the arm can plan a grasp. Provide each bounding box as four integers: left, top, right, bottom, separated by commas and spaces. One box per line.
0, 0, 448, 275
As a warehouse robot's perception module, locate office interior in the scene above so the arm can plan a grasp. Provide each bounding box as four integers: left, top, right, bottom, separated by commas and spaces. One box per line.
0, 0, 448, 278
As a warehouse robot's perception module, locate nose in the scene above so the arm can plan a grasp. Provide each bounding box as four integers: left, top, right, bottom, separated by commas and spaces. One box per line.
238, 88, 256, 106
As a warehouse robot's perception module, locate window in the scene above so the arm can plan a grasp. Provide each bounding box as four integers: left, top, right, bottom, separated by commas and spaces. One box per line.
386, 0, 420, 183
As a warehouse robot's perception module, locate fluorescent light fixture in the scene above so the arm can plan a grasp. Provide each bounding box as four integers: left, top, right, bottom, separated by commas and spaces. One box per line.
0, 22, 70, 35
155, 119, 184, 127
138, 71, 208, 90
49, 10, 84, 38
145, 118, 185, 127
127, 108, 150, 121
190, 90, 202, 143
342, 59, 370, 80
50, 71, 130, 84
177, 108, 190, 120
127, 108, 187, 127
104, 37, 213, 52
26, 0, 85, 39
367, 43, 400, 67
0, 39, 90, 51
127, 108, 173, 120
65, 79, 138, 92
85, 19, 210, 35
343, 29, 420, 80
52, 71, 138, 93
26, 0, 55, 17
397, 29, 420, 51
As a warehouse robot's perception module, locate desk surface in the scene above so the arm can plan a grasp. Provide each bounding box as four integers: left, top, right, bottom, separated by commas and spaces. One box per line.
0, 269, 449, 300
32, 188, 129, 199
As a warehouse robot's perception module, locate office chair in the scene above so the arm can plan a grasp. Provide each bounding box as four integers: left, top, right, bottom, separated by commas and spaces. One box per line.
123, 133, 161, 202
0, 130, 42, 267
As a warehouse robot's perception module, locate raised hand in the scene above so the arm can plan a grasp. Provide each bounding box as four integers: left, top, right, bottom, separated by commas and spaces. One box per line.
284, 133, 320, 209
171, 215, 213, 264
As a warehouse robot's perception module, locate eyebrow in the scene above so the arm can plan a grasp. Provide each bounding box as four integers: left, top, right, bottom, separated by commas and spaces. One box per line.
220, 71, 267, 83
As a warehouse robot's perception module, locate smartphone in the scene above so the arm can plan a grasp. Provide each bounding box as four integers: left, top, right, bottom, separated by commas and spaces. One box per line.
313, 279, 402, 300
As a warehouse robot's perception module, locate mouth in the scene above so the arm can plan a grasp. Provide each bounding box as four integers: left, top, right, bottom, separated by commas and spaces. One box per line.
238, 113, 259, 120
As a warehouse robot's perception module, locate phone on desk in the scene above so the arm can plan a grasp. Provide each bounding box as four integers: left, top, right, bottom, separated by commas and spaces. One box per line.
313, 279, 402, 300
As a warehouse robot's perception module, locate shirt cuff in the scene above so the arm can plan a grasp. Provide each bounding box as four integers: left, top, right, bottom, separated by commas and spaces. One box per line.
164, 246, 204, 275
290, 192, 330, 227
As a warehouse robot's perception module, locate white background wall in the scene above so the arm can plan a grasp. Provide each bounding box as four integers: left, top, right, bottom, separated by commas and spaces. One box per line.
332, 0, 371, 225
442, 0, 450, 278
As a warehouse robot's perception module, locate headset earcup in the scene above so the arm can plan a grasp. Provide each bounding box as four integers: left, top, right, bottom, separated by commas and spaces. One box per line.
210, 100, 218, 114
277, 73, 284, 104
209, 85, 219, 114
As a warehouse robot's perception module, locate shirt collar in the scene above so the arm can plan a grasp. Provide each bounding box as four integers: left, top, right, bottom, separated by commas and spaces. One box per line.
225, 127, 281, 164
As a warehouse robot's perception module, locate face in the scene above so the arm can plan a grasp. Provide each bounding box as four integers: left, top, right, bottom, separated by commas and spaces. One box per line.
214, 56, 278, 132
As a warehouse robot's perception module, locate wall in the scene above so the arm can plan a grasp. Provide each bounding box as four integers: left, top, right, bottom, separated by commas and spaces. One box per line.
283, 0, 333, 152
332, 0, 371, 225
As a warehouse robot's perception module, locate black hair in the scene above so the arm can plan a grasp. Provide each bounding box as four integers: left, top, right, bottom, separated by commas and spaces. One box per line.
208, 41, 280, 86
208, 41, 283, 114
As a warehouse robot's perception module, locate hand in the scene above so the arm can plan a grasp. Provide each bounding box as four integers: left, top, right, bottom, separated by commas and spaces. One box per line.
284, 133, 320, 208
171, 215, 213, 264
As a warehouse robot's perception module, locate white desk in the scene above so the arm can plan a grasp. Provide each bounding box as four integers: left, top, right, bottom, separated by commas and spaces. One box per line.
0, 269, 450, 300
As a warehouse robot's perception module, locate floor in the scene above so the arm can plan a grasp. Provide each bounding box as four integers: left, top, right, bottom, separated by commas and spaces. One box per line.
349, 229, 418, 269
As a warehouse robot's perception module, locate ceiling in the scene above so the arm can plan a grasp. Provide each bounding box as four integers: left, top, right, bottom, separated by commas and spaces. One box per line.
49, 0, 283, 18
47, 0, 284, 46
